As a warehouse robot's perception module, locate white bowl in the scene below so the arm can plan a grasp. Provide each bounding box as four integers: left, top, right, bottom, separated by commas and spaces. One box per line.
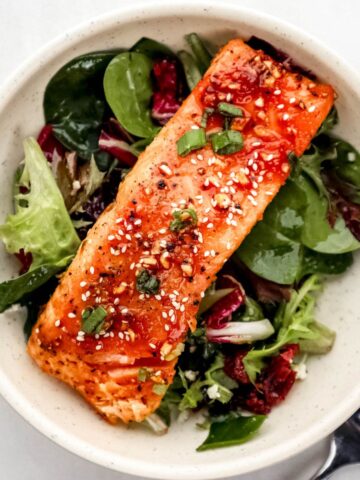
1, 2, 360, 479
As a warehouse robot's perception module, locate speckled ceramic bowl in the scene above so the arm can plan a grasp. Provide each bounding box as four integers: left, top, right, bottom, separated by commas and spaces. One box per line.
0, 2, 360, 479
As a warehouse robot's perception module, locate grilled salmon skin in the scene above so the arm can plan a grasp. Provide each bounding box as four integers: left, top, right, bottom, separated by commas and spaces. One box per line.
28, 39, 334, 424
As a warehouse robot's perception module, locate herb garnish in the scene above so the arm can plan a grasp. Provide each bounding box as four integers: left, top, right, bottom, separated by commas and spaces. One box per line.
136, 269, 160, 295
81, 306, 107, 334
170, 208, 198, 232
217, 102, 243, 117
211, 130, 244, 155
177, 129, 207, 156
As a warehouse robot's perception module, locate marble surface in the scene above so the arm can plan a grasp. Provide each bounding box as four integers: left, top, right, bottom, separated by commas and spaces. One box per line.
0, 0, 359, 479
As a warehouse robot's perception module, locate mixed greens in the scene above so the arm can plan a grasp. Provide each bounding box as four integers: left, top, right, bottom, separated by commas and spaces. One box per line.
1, 33, 360, 451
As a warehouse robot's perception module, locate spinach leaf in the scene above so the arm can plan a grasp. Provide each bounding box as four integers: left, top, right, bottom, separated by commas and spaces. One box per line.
299, 248, 353, 279
103, 52, 159, 138
44, 51, 120, 160
185, 33, 212, 74
21, 274, 59, 339
331, 138, 360, 196
237, 221, 301, 284
237, 173, 357, 283
316, 106, 338, 136
299, 174, 360, 253
178, 50, 202, 90
0, 261, 67, 314
197, 413, 266, 451
131, 37, 174, 59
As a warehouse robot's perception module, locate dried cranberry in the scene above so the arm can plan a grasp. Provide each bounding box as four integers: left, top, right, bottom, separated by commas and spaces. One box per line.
229, 344, 299, 415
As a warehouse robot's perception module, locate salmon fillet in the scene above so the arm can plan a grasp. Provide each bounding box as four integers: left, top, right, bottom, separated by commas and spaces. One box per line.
28, 39, 334, 424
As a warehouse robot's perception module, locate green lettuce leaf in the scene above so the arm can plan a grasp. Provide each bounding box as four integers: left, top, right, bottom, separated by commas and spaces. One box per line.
0, 138, 80, 311
243, 275, 323, 382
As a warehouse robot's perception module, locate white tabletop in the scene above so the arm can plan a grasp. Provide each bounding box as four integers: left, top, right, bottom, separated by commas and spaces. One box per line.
0, 0, 359, 479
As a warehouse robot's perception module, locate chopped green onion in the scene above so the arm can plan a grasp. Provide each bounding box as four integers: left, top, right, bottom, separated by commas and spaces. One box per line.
170, 207, 198, 232
200, 108, 215, 128
136, 269, 160, 295
138, 367, 151, 382
81, 306, 107, 334
211, 130, 244, 155
152, 384, 168, 395
177, 128, 206, 156
218, 102, 243, 117
178, 50, 202, 90
185, 33, 212, 73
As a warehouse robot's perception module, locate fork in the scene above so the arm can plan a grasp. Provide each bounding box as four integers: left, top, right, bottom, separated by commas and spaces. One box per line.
311, 409, 360, 479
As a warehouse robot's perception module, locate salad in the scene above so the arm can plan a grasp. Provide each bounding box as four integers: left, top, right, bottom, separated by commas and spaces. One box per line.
1, 34, 360, 452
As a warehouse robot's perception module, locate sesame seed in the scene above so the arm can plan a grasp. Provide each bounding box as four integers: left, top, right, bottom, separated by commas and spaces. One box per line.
54, 320, 61, 327
210, 250, 216, 257
159, 228, 167, 234
283, 113, 290, 120
226, 241, 231, 249
161, 289, 166, 296
125, 234, 131, 241
80, 281, 87, 288
207, 223, 214, 229
115, 218, 123, 224
155, 295, 162, 301
197, 154, 203, 160
277, 104, 284, 109
121, 246, 127, 253
121, 307, 128, 314
265, 191, 273, 196
68, 312, 76, 318
162, 312, 168, 319
180, 304, 185, 312
114, 298, 120, 305
248, 158, 254, 166
254, 97, 264, 107
251, 189, 258, 197
159, 164, 172, 176
118, 229, 124, 235
274, 89, 281, 95
191, 158, 197, 165
110, 247, 120, 256
182, 297, 189, 303
308, 105, 316, 112
248, 195, 258, 206
118, 332, 124, 339
169, 309, 174, 316
191, 125, 200, 129
164, 324, 170, 331
200, 292, 205, 298
130, 262, 135, 270
193, 246, 198, 254
226, 93, 232, 101
108, 234, 115, 241
252, 141, 261, 147
89, 266, 95, 274
81, 294, 87, 302
289, 97, 296, 104
149, 343, 156, 349
173, 290, 179, 296
134, 219, 142, 225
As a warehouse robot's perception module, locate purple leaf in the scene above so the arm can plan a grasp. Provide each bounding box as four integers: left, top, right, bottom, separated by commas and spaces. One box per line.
37, 124, 65, 162
205, 275, 245, 329
151, 59, 181, 125
99, 130, 137, 167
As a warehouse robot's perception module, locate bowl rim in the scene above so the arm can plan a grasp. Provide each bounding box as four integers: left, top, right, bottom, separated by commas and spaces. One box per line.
1, 1, 360, 479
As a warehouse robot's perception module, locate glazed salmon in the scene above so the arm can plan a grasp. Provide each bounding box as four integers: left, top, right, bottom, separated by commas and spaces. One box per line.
28, 39, 334, 424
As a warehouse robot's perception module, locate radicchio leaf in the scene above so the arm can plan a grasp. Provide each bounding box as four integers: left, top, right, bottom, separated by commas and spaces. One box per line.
98, 130, 137, 167
151, 59, 181, 125
37, 124, 65, 162
204, 275, 245, 329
